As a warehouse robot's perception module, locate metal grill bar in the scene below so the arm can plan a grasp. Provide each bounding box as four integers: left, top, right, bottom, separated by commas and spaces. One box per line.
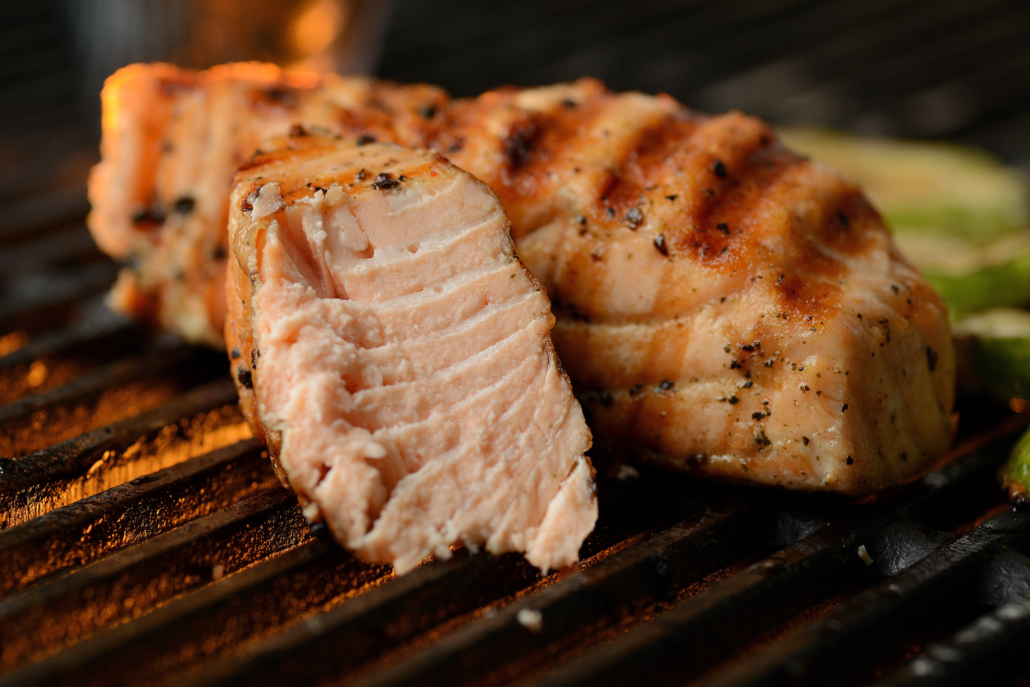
0, 487, 307, 673
0, 378, 246, 527
0, 439, 276, 594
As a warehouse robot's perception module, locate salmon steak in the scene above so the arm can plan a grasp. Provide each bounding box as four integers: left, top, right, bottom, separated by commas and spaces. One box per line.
88, 62, 445, 346
88, 64, 956, 496
225, 132, 597, 573
422, 79, 956, 495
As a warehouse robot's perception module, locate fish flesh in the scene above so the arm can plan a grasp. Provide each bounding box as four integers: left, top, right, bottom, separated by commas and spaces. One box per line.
225, 131, 596, 572
88, 62, 445, 346
428, 79, 955, 495
88, 65, 955, 495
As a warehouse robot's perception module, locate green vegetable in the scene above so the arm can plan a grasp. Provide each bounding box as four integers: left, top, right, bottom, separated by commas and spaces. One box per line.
779, 127, 1030, 241
953, 309, 1030, 401
896, 231, 1030, 317
1001, 425, 1030, 505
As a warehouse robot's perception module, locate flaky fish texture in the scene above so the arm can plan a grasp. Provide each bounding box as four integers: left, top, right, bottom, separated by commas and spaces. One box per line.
225, 132, 596, 573
88, 62, 445, 346
89, 64, 955, 495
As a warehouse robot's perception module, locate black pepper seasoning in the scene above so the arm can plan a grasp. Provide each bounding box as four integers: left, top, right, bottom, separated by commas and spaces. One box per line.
654, 234, 669, 256
714, 160, 728, 177
625, 207, 644, 229
372, 172, 400, 190
174, 196, 196, 214
356, 134, 377, 146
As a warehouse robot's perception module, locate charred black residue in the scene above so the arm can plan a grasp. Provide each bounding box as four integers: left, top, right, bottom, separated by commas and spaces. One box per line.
802, 436, 810, 446
503, 122, 537, 170
599, 391, 613, 407
714, 160, 728, 177
654, 234, 669, 256
629, 384, 642, 395
752, 410, 769, 420
355, 168, 368, 181
842, 403, 849, 412
716, 222, 729, 235
231, 347, 240, 360
357, 134, 377, 146
173, 196, 196, 215
251, 348, 259, 370
263, 86, 298, 108
372, 172, 400, 190
132, 205, 165, 227
846, 456, 854, 465
659, 380, 674, 391
926, 346, 938, 372
625, 207, 644, 230
236, 366, 253, 390
419, 104, 437, 119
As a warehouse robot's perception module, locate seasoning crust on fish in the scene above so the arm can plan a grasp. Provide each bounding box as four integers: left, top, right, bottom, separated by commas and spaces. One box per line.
89, 64, 956, 496
426, 80, 955, 495
225, 132, 597, 573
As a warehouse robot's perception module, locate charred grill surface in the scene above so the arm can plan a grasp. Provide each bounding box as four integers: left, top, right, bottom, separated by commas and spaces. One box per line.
3, 202, 1030, 687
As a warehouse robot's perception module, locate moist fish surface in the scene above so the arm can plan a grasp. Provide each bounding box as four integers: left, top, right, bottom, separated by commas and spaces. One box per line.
89, 65, 955, 496
225, 132, 596, 573
88, 62, 445, 346
427, 79, 955, 495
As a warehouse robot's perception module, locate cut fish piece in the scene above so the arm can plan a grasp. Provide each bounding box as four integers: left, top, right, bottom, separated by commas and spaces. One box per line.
225, 132, 596, 573
88, 62, 445, 345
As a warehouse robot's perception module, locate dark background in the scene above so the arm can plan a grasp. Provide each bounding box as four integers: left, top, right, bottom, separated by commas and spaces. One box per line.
3, 0, 1030, 220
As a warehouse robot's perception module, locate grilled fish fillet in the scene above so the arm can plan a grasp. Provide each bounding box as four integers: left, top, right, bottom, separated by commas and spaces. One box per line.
88, 62, 445, 346
88, 65, 955, 495
225, 132, 596, 573
427, 80, 955, 495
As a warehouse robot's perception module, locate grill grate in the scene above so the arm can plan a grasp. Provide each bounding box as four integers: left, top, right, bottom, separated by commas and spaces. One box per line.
6, 1, 1030, 685
3, 213, 1030, 687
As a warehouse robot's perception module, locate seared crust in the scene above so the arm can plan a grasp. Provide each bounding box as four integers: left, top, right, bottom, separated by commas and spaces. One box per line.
421, 80, 956, 494
91, 67, 955, 495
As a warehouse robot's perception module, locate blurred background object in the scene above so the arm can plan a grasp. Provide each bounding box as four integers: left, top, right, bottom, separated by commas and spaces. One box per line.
66, 0, 392, 113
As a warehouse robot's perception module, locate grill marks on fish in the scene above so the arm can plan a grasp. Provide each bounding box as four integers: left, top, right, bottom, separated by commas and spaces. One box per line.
425, 79, 954, 495
89, 66, 955, 496
225, 134, 596, 573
